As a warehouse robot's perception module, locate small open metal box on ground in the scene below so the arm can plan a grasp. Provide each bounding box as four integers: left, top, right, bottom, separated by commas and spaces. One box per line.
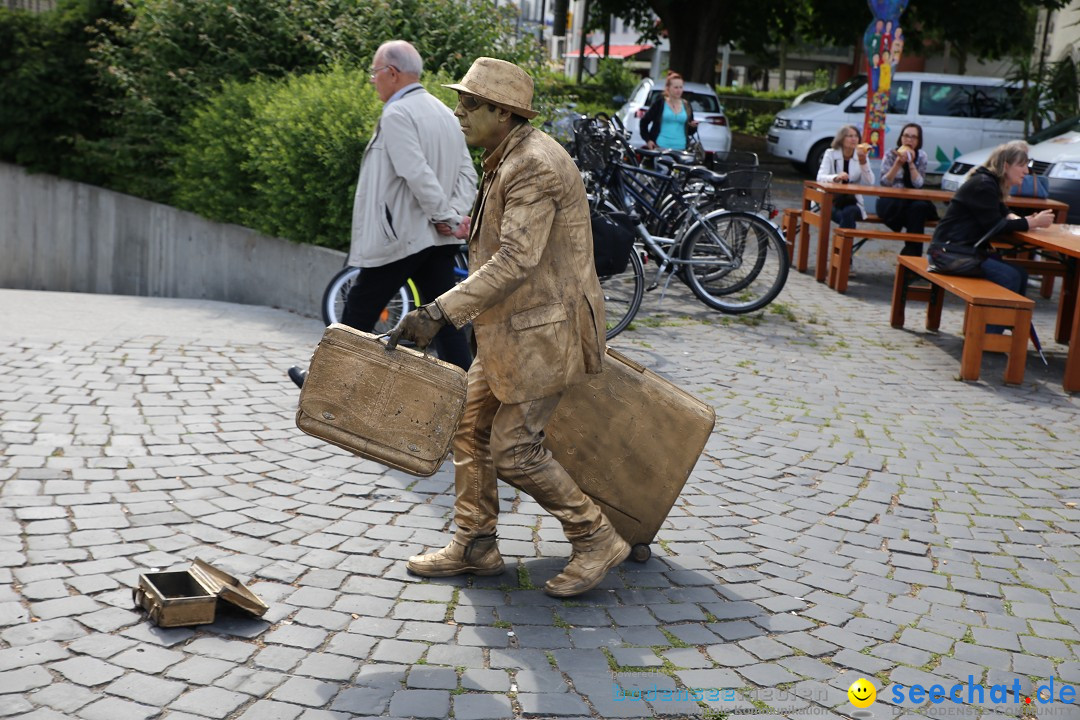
133, 558, 268, 627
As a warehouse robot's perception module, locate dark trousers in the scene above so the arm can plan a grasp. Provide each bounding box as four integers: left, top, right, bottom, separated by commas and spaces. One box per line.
981, 256, 1029, 334
341, 244, 472, 371
831, 204, 861, 229
877, 196, 937, 257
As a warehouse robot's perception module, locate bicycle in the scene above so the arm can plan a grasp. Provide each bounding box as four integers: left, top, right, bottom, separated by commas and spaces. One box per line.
321, 247, 469, 330
582, 124, 789, 334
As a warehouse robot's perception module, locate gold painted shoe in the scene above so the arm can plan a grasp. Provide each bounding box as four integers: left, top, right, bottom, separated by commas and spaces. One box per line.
406, 535, 505, 577
544, 521, 630, 597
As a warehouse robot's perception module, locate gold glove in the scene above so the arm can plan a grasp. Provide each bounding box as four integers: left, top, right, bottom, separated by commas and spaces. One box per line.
387, 303, 447, 351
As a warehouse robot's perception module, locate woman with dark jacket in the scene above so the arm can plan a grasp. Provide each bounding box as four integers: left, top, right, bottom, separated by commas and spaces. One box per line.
640, 71, 697, 151
929, 140, 1054, 309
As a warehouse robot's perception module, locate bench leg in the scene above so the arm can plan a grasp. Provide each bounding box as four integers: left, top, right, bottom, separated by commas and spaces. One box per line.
960, 306, 987, 381
829, 233, 854, 293
926, 285, 944, 331
782, 211, 798, 263
1040, 273, 1054, 299
891, 264, 908, 327
797, 213, 812, 273
815, 224, 830, 283
1005, 309, 1032, 386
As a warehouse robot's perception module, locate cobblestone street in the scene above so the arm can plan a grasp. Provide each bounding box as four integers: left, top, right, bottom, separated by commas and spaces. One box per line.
1, 256, 1079, 720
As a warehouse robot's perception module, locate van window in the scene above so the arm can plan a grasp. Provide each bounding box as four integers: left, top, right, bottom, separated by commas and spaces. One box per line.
820, 75, 866, 105
920, 82, 1017, 119
645, 90, 721, 113
845, 81, 912, 114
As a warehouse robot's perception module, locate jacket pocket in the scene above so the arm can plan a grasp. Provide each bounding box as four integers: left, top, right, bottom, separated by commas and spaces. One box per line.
510, 303, 567, 330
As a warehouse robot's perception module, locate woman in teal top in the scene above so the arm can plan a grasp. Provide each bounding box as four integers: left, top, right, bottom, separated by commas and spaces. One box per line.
640, 71, 697, 151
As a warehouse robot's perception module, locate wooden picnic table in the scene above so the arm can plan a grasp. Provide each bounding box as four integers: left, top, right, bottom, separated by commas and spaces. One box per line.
795, 181, 1070, 282
1012, 223, 1080, 392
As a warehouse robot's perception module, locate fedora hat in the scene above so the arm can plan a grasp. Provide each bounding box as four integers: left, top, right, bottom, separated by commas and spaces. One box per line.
444, 57, 538, 119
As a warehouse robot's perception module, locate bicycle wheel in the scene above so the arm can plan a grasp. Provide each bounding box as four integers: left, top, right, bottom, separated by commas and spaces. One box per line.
600, 248, 644, 340
680, 210, 789, 314
320, 266, 414, 331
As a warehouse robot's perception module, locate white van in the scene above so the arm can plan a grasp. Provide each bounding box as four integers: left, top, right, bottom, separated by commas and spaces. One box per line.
767, 72, 1025, 177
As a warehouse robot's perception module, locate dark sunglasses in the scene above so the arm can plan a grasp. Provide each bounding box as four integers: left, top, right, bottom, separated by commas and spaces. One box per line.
458, 94, 485, 112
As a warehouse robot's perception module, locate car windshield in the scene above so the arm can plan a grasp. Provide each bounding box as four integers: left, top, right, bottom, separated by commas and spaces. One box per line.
818, 75, 867, 105
646, 90, 721, 114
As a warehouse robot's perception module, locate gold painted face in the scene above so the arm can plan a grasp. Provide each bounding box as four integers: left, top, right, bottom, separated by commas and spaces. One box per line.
848, 678, 877, 708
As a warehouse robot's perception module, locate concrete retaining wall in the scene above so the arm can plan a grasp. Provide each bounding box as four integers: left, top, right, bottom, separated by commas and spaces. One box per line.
0, 162, 345, 318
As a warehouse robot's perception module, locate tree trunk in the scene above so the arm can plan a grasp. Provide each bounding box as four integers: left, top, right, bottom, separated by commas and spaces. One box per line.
650, 1, 727, 84
778, 39, 787, 90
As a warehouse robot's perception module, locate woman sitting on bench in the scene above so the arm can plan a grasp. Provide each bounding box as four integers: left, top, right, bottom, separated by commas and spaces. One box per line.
878, 123, 937, 258
929, 140, 1055, 328
816, 125, 874, 230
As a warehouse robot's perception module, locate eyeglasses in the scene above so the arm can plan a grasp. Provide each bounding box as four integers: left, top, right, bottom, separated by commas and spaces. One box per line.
369, 64, 396, 80
901, 133, 919, 139
458, 94, 485, 112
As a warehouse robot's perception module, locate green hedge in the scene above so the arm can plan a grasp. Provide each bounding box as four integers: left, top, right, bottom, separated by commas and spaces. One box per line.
173, 68, 474, 252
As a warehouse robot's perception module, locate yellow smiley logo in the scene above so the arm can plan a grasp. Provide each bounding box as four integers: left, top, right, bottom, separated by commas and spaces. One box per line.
848, 678, 877, 708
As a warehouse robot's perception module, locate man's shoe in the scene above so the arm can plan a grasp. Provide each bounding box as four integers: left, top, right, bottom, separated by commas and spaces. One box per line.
407, 535, 504, 577
287, 367, 307, 388
544, 521, 630, 597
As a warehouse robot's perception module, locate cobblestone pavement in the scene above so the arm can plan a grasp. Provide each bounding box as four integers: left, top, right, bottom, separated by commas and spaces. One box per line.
2, 243, 1079, 720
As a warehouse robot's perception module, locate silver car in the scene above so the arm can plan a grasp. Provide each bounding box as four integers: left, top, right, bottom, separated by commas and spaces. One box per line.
615, 77, 732, 154
941, 115, 1080, 223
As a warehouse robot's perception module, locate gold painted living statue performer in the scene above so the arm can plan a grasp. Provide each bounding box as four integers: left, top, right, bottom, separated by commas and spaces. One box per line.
388, 57, 629, 597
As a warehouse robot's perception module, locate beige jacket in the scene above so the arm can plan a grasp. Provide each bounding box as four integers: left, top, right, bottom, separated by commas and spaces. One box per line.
438, 123, 605, 404
348, 86, 477, 268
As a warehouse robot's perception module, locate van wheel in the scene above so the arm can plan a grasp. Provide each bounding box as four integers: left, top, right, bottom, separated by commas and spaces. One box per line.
805, 140, 830, 178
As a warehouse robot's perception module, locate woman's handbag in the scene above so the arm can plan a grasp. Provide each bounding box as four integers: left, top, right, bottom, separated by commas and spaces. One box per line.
927, 243, 985, 276
927, 218, 1009, 277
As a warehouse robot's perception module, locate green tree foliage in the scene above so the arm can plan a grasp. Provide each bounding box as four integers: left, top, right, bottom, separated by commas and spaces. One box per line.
86, 0, 538, 201
173, 68, 466, 252
0, 0, 129, 183
591, 0, 1069, 85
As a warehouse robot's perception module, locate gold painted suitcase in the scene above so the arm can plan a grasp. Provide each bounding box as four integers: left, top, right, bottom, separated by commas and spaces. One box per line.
544, 348, 716, 561
295, 324, 468, 477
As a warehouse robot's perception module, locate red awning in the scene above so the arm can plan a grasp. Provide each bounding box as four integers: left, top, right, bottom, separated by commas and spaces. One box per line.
564, 44, 653, 59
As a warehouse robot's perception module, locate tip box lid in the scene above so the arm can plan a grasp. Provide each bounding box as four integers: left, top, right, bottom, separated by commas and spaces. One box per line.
190, 558, 269, 617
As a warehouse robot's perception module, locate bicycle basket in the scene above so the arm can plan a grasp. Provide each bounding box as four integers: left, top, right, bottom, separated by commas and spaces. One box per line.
720, 169, 771, 212
708, 150, 759, 173
573, 118, 611, 174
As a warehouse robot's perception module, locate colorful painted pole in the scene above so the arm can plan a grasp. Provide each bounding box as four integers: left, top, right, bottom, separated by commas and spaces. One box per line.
863, 0, 908, 159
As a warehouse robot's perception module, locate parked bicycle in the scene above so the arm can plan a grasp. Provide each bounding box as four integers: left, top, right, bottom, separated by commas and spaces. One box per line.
573, 115, 789, 337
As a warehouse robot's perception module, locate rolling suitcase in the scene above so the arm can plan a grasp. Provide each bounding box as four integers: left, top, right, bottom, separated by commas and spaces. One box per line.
295, 324, 467, 477
544, 348, 715, 561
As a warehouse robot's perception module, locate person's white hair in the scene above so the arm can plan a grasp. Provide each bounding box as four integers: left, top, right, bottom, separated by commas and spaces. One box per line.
377, 40, 423, 77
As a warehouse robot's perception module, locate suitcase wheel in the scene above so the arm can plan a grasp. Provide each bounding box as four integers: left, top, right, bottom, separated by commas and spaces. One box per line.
630, 543, 651, 563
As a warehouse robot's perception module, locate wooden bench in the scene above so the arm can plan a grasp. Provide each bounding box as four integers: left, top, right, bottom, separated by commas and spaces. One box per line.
783, 206, 937, 274
891, 256, 1035, 385
829, 228, 931, 292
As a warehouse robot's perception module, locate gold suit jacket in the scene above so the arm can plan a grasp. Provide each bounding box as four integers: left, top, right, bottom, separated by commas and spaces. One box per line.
438, 123, 605, 404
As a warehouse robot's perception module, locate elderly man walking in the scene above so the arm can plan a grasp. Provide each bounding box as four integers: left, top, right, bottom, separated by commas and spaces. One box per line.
289, 40, 475, 387
390, 57, 629, 597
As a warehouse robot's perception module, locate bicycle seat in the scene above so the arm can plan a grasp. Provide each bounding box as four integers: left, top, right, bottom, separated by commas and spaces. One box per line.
688, 167, 728, 185
637, 148, 663, 159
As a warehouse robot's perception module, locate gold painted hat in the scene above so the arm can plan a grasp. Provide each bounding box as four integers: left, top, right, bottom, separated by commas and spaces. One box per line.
444, 57, 538, 119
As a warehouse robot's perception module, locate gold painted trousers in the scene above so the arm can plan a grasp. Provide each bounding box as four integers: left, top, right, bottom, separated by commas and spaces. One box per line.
451, 356, 602, 543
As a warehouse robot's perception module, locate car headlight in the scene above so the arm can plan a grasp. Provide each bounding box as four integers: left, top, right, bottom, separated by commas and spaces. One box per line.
1049, 162, 1080, 180
774, 118, 812, 131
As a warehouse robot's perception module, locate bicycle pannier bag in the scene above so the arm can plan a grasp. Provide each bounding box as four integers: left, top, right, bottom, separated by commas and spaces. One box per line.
591, 210, 636, 277
544, 348, 715, 552
295, 324, 467, 476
